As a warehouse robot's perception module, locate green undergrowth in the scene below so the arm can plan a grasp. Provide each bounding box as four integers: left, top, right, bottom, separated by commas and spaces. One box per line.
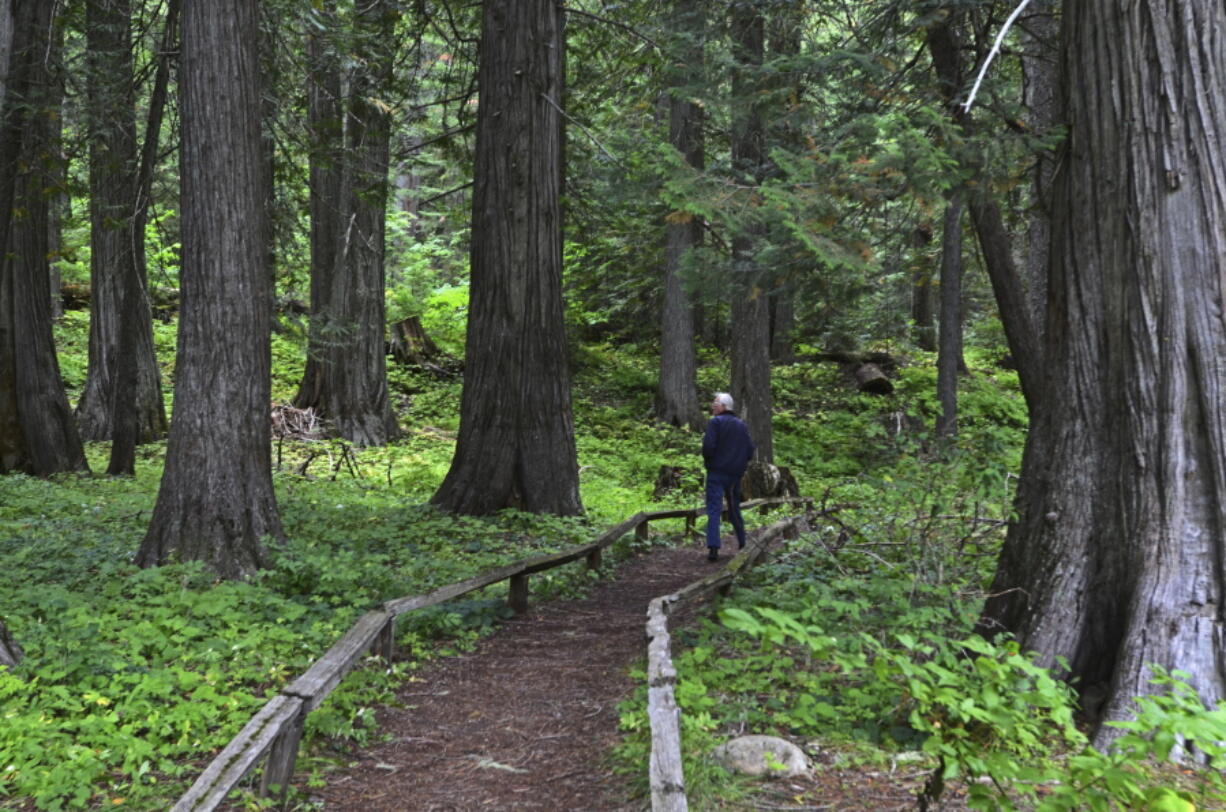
613, 438, 1226, 810
8, 310, 1045, 809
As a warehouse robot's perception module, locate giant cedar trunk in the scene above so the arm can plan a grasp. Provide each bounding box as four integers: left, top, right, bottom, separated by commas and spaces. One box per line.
981, 0, 1226, 744
728, 0, 772, 462
0, 1, 86, 476
136, 0, 282, 579
655, 0, 703, 432
77, 0, 167, 453
294, 0, 399, 447
431, 0, 581, 516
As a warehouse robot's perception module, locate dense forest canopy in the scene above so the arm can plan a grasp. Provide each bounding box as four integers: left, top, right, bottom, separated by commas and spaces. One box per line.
3, 0, 1226, 807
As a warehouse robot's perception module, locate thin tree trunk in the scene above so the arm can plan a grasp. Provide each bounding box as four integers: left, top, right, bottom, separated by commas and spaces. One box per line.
78, 0, 167, 449
0, 1, 86, 476
935, 191, 964, 439
294, 0, 342, 411
655, 0, 703, 431
109, 0, 176, 477
431, 0, 581, 516
137, 0, 282, 579
926, 13, 1043, 409
728, 0, 772, 462
981, 0, 1226, 746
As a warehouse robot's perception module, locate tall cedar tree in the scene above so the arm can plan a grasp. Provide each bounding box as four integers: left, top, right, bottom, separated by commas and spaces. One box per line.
136, 0, 283, 578
728, 0, 773, 462
0, 1, 86, 476
980, 0, 1226, 744
431, 0, 581, 516
77, 0, 167, 453
293, 0, 399, 446
654, 0, 704, 432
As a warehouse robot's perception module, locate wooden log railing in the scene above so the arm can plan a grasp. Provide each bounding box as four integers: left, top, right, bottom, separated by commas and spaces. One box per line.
171, 496, 812, 811
645, 511, 813, 812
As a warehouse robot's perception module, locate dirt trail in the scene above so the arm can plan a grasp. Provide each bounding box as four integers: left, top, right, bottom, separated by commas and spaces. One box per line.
313, 541, 715, 811
309, 531, 950, 811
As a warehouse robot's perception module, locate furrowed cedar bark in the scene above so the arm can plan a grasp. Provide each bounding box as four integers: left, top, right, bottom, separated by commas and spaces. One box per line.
430, 0, 581, 516
981, 0, 1226, 744
0, 0, 86, 476
137, 0, 282, 578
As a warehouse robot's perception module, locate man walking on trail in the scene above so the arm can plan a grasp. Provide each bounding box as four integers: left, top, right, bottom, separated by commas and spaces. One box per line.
702, 392, 754, 562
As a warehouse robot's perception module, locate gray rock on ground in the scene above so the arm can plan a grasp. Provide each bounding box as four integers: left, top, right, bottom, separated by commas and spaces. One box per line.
711, 734, 810, 778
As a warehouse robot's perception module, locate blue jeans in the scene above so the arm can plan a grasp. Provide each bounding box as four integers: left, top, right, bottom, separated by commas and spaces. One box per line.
705, 472, 746, 550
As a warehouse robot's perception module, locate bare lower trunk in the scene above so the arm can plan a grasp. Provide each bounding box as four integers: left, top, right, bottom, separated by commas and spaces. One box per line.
431, 0, 580, 516
655, 5, 704, 432
728, 0, 772, 463
137, 0, 281, 579
0, 1, 86, 476
295, 0, 398, 446
79, 0, 167, 453
981, 0, 1226, 745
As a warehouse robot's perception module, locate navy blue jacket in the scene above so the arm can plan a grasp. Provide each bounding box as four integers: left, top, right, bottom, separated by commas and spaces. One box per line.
702, 411, 755, 478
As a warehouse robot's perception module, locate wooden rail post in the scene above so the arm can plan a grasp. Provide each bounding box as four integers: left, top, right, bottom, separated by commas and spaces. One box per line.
586, 547, 602, 570
636, 521, 649, 545
376, 616, 395, 661
259, 702, 306, 800
508, 573, 529, 615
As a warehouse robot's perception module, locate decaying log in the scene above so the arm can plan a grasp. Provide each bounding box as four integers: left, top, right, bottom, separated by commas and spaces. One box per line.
853, 362, 894, 395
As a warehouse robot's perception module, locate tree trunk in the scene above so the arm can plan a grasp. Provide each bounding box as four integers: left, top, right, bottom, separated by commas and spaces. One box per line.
295, 0, 399, 447
981, 0, 1226, 746
1020, 0, 1059, 332
136, 0, 282, 579
926, 14, 1043, 410
935, 191, 964, 439
911, 268, 936, 352
109, 0, 177, 476
769, 288, 795, 363
431, 0, 581, 516
294, 0, 342, 411
0, 1, 87, 476
728, 0, 772, 462
655, 0, 703, 432
77, 0, 167, 449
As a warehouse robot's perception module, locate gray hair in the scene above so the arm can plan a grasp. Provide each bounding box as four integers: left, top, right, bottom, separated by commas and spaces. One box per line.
714, 392, 735, 411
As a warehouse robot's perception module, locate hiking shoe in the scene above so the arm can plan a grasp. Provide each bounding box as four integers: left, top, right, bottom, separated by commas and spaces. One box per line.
707, 547, 719, 562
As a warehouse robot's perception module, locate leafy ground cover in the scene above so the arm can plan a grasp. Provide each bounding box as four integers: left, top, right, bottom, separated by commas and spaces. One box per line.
9, 311, 1221, 810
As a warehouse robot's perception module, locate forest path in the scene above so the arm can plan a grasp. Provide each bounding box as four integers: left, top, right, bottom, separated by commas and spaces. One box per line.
312, 537, 714, 811
310, 530, 946, 811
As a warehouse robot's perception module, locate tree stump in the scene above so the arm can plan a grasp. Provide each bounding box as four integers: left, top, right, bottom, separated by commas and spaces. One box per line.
854, 362, 894, 394
0, 619, 23, 670
652, 465, 685, 499
740, 462, 801, 500
389, 315, 442, 367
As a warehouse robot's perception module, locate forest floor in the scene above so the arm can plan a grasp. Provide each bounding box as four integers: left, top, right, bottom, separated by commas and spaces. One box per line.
309, 530, 968, 811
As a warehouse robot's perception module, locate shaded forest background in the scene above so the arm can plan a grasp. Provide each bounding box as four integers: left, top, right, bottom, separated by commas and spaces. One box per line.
4, 0, 1226, 809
